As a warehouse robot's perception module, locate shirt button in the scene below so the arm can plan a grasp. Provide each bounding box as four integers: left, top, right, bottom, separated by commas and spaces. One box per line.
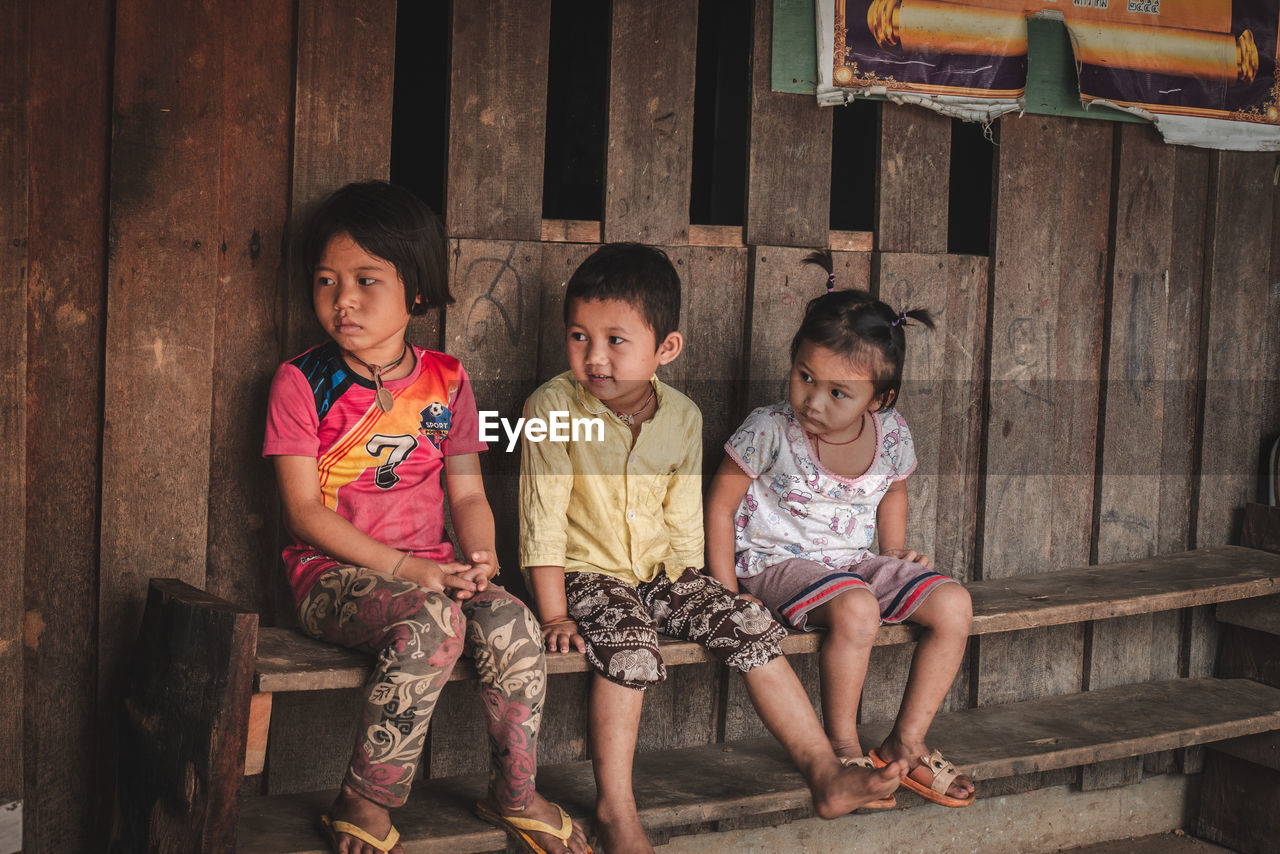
627, 510, 635, 520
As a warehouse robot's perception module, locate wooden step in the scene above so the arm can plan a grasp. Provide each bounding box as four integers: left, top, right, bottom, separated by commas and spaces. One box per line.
254, 546, 1280, 693
236, 676, 1280, 853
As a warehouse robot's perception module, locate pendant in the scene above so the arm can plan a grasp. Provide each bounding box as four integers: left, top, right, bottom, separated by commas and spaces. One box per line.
616, 412, 634, 426
376, 388, 395, 413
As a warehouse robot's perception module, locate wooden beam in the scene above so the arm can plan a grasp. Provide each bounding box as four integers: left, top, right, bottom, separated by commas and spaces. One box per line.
446, 0, 552, 240
603, 0, 699, 244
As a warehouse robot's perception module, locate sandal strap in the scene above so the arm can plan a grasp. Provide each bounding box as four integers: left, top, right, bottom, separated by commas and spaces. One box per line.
322, 816, 401, 852
840, 756, 876, 769
496, 804, 573, 842
920, 749, 958, 794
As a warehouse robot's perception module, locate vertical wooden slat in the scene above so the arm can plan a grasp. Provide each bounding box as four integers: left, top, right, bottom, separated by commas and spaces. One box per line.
875, 106, 950, 253
100, 0, 223, 723
206, 0, 295, 615
445, 239, 545, 583
1195, 150, 1274, 547
657, 245, 749, 473
745, 0, 832, 248
1086, 123, 1176, 790
603, 0, 699, 244
288, 0, 397, 355
537, 242, 598, 384
23, 0, 112, 846
0, 0, 28, 812
445, 0, 552, 241
977, 115, 1111, 711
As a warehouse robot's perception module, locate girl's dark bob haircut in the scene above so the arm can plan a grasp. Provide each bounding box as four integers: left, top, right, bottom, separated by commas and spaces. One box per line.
790, 251, 934, 411
302, 181, 453, 315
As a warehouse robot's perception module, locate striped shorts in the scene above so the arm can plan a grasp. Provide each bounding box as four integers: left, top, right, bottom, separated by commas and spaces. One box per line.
738, 554, 957, 632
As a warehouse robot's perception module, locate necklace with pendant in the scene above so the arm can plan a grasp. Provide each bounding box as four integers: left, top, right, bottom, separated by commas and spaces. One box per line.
614, 387, 655, 426
345, 345, 408, 413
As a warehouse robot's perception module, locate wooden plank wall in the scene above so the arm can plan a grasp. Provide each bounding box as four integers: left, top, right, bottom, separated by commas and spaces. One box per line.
9, 0, 1280, 847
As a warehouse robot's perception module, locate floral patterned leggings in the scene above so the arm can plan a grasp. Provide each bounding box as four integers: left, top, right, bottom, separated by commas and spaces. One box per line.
298, 567, 546, 809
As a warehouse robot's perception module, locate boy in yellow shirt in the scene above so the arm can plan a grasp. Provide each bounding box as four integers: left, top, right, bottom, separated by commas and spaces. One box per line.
519, 243, 905, 853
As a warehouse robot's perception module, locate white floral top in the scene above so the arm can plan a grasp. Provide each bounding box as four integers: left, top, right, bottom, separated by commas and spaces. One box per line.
725, 401, 916, 578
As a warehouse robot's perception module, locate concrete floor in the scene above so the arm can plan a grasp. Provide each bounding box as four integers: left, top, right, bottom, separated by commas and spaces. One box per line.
1057, 830, 1234, 853
657, 773, 1209, 854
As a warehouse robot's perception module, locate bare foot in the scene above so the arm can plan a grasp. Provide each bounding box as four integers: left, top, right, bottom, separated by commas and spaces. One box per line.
875, 738, 975, 801
594, 802, 653, 854
493, 791, 592, 854
325, 787, 404, 854
829, 737, 866, 764
810, 757, 907, 819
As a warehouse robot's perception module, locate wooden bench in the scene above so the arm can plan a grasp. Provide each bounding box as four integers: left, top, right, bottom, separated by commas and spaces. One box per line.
230, 545, 1280, 852
107, 547, 1280, 850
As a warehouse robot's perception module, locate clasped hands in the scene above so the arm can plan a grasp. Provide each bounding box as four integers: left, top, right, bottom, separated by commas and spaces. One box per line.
397, 550, 499, 600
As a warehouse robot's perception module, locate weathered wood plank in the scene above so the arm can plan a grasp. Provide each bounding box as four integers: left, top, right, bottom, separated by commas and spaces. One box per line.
100, 0, 223, 739
979, 115, 1111, 709
1218, 625, 1280, 689
536, 242, 597, 384
445, 239, 544, 584
745, 0, 832, 248
255, 546, 1280, 692
1196, 150, 1274, 547
110, 579, 257, 853
876, 106, 950, 254
206, 0, 293, 615
288, 0, 396, 355
656, 246, 749, 474
445, 0, 551, 240
0, 0, 27, 813
264, 689, 362, 797
23, 0, 112, 845
1087, 123, 1177, 790
239, 677, 1280, 853
603, 0, 699, 244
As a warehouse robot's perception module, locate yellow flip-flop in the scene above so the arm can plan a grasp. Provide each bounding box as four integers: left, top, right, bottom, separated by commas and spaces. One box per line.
475, 798, 592, 854
320, 813, 401, 852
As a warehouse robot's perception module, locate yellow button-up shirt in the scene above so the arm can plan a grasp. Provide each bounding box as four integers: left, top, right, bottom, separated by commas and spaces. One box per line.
519, 371, 703, 585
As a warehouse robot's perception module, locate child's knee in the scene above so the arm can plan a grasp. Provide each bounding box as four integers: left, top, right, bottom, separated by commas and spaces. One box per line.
393, 592, 466, 666
827, 588, 881, 640
925, 583, 973, 636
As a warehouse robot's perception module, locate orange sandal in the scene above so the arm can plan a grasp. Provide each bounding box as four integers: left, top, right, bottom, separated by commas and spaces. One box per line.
868, 748, 976, 808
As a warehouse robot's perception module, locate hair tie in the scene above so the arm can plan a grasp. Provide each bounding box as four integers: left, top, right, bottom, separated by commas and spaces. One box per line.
826, 273, 835, 293
890, 310, 909, 327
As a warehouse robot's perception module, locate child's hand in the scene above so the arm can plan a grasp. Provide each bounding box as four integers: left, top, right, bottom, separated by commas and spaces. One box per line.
737, 591, 765, 608
402, 556, 479, 598
464, 550, 499, 585
883, 548, 933, 569
541, 617, 586, 654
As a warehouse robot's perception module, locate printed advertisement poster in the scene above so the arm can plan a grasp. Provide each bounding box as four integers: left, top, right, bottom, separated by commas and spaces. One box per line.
815, 0, 1280, 150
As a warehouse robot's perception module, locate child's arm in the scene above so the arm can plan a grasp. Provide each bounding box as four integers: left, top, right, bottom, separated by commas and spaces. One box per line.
444, 452, 498, 595
876, 478, 932, 569
705, 456, 762, 604
275, 455, 479, 596
527, 565, 585, 653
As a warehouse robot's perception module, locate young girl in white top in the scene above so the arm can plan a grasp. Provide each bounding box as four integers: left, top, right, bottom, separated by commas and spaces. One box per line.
706, 251, 976, 808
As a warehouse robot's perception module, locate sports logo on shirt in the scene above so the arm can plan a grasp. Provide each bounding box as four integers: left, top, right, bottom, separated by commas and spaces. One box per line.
419, 401, 453, 448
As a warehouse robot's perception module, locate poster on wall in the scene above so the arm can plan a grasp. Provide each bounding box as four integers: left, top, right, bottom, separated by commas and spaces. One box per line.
815, 0, 1280, 150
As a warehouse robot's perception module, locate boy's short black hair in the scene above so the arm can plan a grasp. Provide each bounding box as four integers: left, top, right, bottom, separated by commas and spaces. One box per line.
302, 180, 453, 315
563, 243, 681, 345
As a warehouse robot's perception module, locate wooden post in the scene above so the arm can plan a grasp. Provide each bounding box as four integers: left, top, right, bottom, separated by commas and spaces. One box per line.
23, 0, 113, 847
